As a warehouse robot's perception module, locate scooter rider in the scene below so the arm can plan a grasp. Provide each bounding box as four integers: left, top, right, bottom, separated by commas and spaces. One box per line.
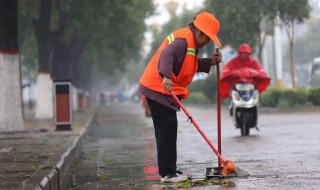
223, 43, 263, 72
222, 43, 264, 115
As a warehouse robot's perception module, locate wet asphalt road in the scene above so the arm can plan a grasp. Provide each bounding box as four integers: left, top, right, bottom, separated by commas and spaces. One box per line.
69, 102, 320, 190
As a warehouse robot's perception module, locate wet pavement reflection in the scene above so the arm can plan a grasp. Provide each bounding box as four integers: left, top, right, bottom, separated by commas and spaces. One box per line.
70, 103, 162, 189
69, 102, 320, 190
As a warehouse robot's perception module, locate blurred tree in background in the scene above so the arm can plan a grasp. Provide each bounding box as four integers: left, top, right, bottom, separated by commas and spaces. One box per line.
145, 5, 196, 63
17, 0, 312, 92
18, 1, 38, 81
203, 0, 310, 88
292, 21, 320, 64
19, 0, 154, 90
203, 0, 310, 63
203, 0, 268, 57
266, 0, 310, 87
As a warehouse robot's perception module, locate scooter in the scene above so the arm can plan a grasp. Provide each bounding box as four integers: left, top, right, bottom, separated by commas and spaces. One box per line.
230, 82, 259, 136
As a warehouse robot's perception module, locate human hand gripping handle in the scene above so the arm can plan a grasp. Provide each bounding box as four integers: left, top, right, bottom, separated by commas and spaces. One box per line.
162, 76, 173, 91
211, 48, 222, 65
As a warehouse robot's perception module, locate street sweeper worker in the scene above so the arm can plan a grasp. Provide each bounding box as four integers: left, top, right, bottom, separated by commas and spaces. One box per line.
139, 12, 222, 183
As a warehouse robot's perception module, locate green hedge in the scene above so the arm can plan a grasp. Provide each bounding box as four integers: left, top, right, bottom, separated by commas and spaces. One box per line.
188, 73, 217, 103
185, 92, 208, 104
308, 88, 320, 106
260, 87, 320, 107
259, 88, 282, 107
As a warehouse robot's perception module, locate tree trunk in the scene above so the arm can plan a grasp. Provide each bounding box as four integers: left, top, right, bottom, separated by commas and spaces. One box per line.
34, 0, 52, 72
34, 0, 54, 119
289, 20, 296, 88
0, 0, 24, 131
258, 32, 267, 63
51, 42, 70, 79
50, 2, 72, 81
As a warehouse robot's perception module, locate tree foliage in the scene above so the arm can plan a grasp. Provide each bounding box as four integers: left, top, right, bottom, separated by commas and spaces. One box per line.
266, 0, 310, 87
287, 21, 320, 65
146, 9, 197, 62
203, 0, 310, 88
18, 0, 154, 88
203, 0, 310, 59
265, 0, 310, 23
18, 1, 38, 78
203, 0, 267, 52
71, 0, 154, 74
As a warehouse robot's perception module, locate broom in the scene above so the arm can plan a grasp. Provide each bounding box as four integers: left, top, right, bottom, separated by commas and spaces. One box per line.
171, 91, 237, 176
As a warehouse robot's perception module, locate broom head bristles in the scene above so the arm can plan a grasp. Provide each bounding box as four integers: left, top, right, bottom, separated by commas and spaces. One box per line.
221, 160, 237, 176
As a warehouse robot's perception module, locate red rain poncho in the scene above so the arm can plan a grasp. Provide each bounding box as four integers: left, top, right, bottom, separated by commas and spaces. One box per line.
220, 55, 271, 99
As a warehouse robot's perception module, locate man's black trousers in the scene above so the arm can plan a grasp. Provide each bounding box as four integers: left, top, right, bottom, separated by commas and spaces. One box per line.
146, 98, 177, 177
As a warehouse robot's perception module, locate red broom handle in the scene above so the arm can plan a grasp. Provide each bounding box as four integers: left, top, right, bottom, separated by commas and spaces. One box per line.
171, 91, 226, 164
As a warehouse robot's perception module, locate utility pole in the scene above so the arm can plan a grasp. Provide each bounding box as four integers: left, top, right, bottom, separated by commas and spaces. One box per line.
273, 15, 284, 88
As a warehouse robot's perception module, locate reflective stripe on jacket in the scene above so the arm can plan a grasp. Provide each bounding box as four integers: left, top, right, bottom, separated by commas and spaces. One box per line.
139, 27, 198, 99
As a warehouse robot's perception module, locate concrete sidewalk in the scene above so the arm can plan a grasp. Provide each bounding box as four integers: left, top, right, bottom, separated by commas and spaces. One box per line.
0, 108, 95, 190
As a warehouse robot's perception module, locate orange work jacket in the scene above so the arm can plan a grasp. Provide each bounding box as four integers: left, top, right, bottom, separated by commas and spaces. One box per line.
139, 27, 198, 99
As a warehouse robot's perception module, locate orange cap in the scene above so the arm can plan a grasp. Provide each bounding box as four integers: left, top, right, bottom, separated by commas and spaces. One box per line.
194, 12, 222, 47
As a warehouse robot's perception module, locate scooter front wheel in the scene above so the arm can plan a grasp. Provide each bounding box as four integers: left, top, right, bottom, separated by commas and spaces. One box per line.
241, 112, 250, 136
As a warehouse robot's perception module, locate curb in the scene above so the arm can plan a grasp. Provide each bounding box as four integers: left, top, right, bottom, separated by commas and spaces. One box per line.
22, 111, 96, 190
